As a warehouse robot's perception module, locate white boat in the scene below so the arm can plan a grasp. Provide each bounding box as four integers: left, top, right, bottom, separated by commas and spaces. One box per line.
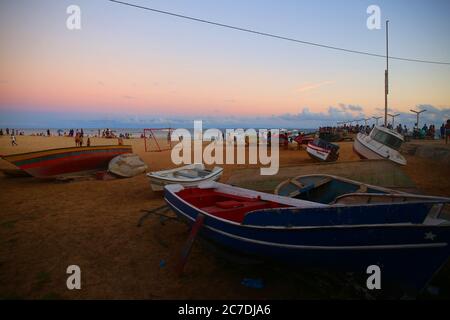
306, 139, 340, 162
353, 126, 407, 165
147, 164, 223, 191
108, 153, 148, 178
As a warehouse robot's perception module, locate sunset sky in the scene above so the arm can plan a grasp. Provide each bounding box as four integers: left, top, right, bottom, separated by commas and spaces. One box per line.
0, 0, 449, 128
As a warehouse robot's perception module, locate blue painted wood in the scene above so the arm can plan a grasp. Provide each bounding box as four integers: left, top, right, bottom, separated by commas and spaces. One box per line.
164, 188, 450, 292
277, 176, 389, 204
242, 202, 432, 227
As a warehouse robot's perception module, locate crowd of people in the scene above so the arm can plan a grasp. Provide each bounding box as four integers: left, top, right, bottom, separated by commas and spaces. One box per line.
332, 119, 450, 144
1, 121, 450, 147
0, 128, 24, 146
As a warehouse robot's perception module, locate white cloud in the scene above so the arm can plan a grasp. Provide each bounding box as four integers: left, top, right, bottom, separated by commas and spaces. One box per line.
297, 81, 334, 93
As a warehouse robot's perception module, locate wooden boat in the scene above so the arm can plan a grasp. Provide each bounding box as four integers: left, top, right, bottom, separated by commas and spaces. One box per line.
165, 181, 450, 292
0, 145, 132, 178
306, 139, 339, 162
275, 174, 404, 204
147, 164, 223, 191
353, 126, 406, 165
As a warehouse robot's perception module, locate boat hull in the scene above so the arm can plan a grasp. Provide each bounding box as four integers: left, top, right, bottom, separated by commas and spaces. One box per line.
306, 139, 339, 162
149, 171, 222, 191
147, 164, 223, 191
353, 133, 384, 160
164, 187, 450, 291
1, 145, 132, 178
306, 145, 339, 162
353, 133, 406, 165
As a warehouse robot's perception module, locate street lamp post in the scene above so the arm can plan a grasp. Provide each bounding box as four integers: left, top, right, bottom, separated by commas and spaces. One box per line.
410, 109, 427, 129
372, 116, 383, 126
384, 20, 389, 127
388, 113, 401, 127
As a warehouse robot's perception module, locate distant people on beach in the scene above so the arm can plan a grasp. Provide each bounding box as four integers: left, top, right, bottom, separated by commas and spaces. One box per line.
11, 134, 18, 146
75, 133, 84, 147
87, 137, 91, 147
47, 129, 51, 137
118, 132, 132, 139
102, 128, 116, 139
446, 120, 450, 144
428, 125, 435, 139
6, 128, 9, 135
0, 129, 3, 136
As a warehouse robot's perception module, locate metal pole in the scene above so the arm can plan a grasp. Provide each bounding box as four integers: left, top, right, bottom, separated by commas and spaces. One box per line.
410, 109, 427, 129
388, 113, 400, 127
384, 20, 389, 127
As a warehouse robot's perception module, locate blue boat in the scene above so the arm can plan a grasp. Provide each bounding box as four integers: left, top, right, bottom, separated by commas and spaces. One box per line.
164, 182, 450, 292
275, 174, 406, 204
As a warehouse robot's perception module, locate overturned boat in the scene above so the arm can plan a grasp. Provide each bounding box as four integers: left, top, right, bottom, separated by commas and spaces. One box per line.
147, 163, 223, 191
0, 145, 132, 178
108, 153, 147, 178
165, 181, 450, 292
353, 126, 406, 165
306, 139, 340, 162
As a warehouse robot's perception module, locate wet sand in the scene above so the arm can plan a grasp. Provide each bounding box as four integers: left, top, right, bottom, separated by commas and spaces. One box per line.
0, 135, 449, 299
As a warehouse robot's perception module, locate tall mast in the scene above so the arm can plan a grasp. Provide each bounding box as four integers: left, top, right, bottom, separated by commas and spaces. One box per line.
384, 20, 389, 127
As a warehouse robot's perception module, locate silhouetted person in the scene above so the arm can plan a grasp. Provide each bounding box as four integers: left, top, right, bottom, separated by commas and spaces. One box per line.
75, 133, 80, 147
446, 120, 450, 144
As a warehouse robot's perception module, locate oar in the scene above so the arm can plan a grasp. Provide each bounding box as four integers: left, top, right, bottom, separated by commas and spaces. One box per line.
175, 213, 205, 276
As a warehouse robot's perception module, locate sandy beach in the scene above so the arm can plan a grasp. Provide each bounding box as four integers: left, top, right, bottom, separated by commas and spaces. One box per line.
0, 135, 449, 299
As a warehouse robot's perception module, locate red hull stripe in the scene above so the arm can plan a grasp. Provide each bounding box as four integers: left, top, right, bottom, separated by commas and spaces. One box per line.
19, 151, 127, 170
307, 143, 331, 154
13, 148, 130, 167
3, 145, 131, 162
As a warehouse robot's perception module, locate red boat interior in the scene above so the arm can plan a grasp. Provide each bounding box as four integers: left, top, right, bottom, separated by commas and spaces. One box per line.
176, 188, 292, 223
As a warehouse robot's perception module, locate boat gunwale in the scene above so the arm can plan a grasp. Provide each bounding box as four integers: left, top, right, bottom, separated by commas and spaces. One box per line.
1, 145, 132, 161
165, 182, 450, 231
274, 173, 406, 197
147, 165, 223, 183
306, 144, 332, 154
